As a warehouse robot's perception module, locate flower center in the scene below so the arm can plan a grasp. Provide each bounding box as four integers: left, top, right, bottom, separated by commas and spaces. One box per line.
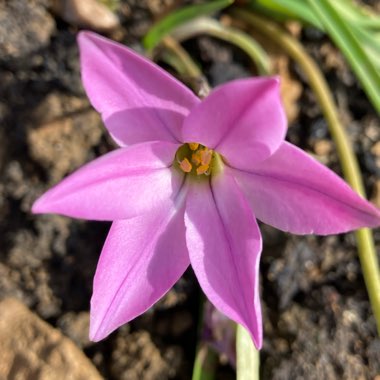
175, 143, 222, 177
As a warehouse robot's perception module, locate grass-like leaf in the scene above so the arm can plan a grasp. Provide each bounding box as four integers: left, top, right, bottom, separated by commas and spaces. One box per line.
249, 0, 380, 113
192, 343, 218, 380
333, 0, 380, 28
231, 7, 380, 336
170, 17, 270, 75
249, 0, 323, 28
307, 0, 380, 114
143, 0, 234, 52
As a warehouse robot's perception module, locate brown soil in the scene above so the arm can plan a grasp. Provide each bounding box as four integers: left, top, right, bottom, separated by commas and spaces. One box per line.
0, 1, 379, 379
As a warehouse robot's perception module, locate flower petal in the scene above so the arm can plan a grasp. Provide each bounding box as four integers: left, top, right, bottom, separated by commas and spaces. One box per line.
78, 31, 199, 146
185, 175, 263, 348
90, 199, 189, 341
32, 141, 184, 221
233, 142, 380, 234
182, 77, 286, 169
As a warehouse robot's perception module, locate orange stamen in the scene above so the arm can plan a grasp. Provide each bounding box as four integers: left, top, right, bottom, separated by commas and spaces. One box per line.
188, 143, 199, 151
191, 151, 202, 166
177, 143, 215, 175
179, 158, 192, 173
196, 164, 209, 175
200, 149, 212, 166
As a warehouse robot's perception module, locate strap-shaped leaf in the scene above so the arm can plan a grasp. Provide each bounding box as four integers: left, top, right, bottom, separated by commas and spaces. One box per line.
250, 0, 380, 112
249, 0, 323, 28
307, 0, 380, 114
143, 0, 233, 52
334, 0, 380, 28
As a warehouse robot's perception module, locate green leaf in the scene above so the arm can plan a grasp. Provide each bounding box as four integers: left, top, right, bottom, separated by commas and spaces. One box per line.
143, 0, 234, 52
307, 0, 380, 114
249, 0, 323, 28
250, 0, 380, 29
352, 26, 380, 69
192, 343, 218, 380
249, 0, 380, 112
334, 0, 380, 29
171, 17, 270, 75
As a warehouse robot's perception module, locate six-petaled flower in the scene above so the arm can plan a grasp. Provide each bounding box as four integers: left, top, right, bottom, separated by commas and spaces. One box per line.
32, 31, 380, 349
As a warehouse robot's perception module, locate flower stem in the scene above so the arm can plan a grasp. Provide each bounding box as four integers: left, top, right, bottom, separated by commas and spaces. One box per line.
154, 37, 218, 379
168, 18, 267, 378
158, 36, 211, 97
192, 342, 218, 380
236, 325, 260, 380
230, 7, 380, 335
170, 17, 271, 76
156, 32, 262, 378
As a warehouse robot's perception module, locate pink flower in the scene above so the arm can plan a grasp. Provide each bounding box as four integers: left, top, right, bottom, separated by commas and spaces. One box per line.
32, 31, 380, 349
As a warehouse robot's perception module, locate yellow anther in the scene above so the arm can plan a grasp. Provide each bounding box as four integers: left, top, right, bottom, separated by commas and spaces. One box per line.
188, 143, 199, 151
176, 143, 219, 176
196, 164, 209, 175
200, 149, 212, 166
179, 158, 192, 173
191, 151, 202, 166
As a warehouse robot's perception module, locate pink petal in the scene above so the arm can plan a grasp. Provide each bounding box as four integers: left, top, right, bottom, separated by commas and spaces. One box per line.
90, 199, 189, 341
32, 141, 184, 221
233, 142, 380, 234
185, 175, 263, 348
78, 31, 199, 146
182, 78, 286, 169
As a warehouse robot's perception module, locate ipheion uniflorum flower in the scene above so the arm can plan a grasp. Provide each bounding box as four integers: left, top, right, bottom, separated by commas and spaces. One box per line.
32, 31, 380, 349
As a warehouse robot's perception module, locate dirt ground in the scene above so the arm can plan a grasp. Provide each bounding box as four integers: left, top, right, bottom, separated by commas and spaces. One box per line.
0, 0, 379, 379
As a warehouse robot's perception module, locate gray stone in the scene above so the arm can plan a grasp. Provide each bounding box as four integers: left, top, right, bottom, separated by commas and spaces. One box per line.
0, 1, 55, 64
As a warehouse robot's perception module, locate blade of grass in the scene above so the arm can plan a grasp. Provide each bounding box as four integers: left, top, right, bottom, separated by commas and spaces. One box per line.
230, 8, 380, 335
192, 343, 219, 380
352, 27, 380, 69
251, 0, 380, 31
334, 0, 380, 29
307, 0, 380, 114
250, 0, 380, 112
169, 17, 270, 75
143, 0, 234, 52
249, 0, 323, 28
158, 36, 211, 97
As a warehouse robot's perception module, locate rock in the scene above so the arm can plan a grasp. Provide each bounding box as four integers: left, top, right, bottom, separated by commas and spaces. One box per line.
52, 0, 120, 32
28, 113, 101, 182
0, 0, 55, 64
28, 93, 103, 182
0, 298, 103, 380
31, 92, 89, 124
